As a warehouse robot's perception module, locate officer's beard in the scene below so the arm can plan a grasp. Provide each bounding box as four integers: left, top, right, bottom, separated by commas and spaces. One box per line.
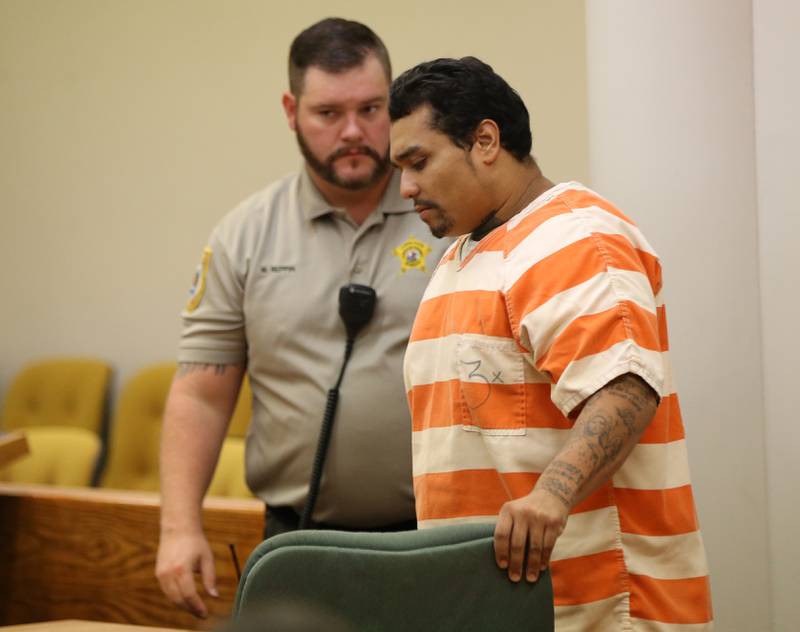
295, 125, 391, 191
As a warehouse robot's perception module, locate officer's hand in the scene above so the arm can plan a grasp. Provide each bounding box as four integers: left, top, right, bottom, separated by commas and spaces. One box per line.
493, 488, 568, 583
155, 529, 218, 618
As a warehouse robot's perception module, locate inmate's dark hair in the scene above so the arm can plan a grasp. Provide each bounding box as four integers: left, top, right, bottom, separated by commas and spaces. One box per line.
389, 56, 532, 162
288, 18, 391, 96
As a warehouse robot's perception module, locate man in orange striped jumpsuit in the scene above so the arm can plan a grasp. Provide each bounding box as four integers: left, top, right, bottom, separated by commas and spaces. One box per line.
389, 57, 713, 630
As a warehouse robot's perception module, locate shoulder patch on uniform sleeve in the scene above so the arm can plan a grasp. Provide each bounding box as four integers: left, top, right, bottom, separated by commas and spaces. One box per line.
393, 234, 432, 273
186, 246, 212, 312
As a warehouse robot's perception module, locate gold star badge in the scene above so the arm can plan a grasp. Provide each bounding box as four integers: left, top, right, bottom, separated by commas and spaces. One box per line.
393, 235, 432, 273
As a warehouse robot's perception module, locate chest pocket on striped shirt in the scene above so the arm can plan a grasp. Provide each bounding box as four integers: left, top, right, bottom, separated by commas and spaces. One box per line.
456, 338, 526, 436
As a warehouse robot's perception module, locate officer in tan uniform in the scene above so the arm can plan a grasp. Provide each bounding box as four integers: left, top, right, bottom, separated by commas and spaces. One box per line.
155, 18, 448, 618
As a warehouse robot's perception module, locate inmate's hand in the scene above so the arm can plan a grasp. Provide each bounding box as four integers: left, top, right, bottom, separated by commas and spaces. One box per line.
493, 488, 568, 583
155, 529, 218, 618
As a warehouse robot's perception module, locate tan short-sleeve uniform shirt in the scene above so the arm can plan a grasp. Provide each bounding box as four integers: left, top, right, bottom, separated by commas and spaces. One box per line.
178, 168, 448, 527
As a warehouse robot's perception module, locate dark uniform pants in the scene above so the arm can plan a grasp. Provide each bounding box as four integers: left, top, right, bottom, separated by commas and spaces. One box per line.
264, 505, 417, 539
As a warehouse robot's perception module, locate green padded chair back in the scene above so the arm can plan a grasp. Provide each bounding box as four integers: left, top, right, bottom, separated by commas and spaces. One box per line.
234, 523, 554, 632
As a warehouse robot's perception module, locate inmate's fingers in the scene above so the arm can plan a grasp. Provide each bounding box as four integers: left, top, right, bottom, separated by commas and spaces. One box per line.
527, 523, 547, 582
507, 518, 529, 582
493, 511, 513, 570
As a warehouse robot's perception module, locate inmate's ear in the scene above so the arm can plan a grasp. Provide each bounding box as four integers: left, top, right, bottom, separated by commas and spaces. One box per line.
472, 119, 501, 164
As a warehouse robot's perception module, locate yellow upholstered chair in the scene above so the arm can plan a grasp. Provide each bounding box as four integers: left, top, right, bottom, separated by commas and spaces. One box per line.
208, 436, 250, 497
0, 426, 100, 485
228, 376, 252, 438
101, 362, 174, 491
1, 357, 112, 434
0, 357, 111, 485
210, 377, 252, 497
101, 363, 253, 498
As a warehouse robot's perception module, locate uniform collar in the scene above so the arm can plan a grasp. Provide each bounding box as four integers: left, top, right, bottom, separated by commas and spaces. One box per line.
299, 166, 412, 221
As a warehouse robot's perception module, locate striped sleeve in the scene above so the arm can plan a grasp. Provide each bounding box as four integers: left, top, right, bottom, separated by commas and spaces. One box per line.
505, 199, 666, 415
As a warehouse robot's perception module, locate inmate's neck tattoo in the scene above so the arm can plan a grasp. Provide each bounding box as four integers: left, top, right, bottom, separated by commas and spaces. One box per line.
470, 210, 505, 241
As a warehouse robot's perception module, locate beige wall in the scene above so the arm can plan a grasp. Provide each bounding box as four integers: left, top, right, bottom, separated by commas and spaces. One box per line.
585, 1, 799, 629
0, 0, 588, 397
753, 0, 800, 629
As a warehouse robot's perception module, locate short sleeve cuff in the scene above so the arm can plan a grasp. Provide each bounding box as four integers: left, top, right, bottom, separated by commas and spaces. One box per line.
551, 340, 665, 417
176, 346, 247, 366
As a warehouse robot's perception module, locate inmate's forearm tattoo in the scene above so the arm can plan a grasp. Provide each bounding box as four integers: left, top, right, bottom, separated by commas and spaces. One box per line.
539, 474, 575, 509
538, 374, 658, 509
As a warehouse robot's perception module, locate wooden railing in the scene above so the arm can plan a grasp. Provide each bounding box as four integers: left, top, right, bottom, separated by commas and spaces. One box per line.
0, 484, 264, 630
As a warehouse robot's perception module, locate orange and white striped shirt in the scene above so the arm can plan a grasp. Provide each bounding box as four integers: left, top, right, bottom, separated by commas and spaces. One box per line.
405, 183, 713, 630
